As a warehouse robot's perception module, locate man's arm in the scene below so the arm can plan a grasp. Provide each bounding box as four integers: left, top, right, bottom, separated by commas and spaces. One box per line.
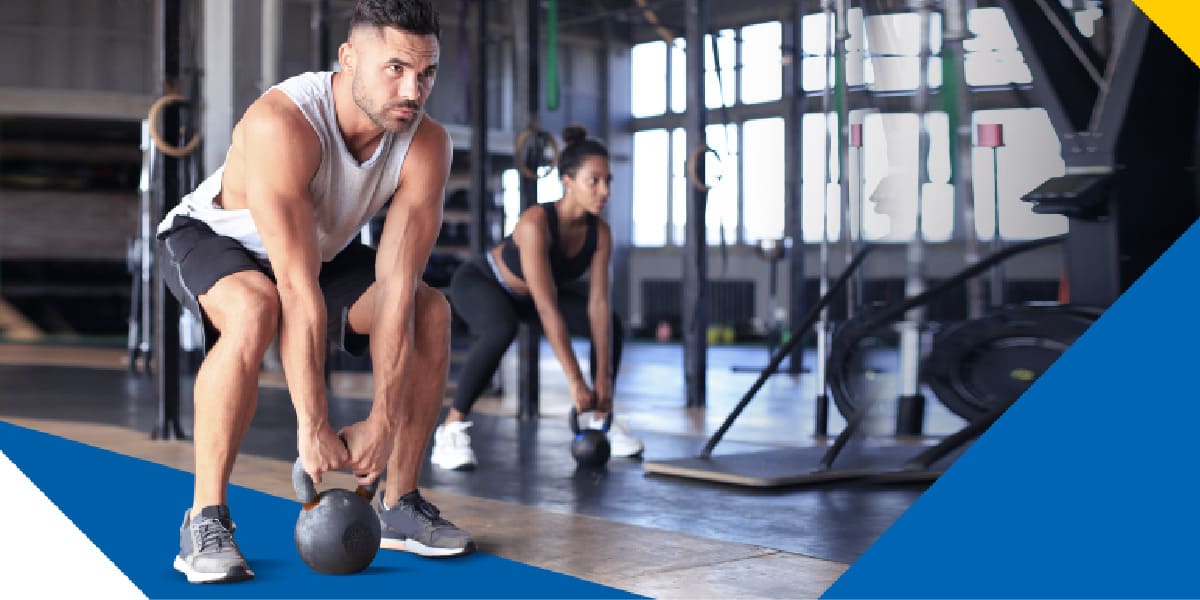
354, 117, 451, 461
241, 94, 346, 482
515, 211, 591, 410
587, 222, 614, 412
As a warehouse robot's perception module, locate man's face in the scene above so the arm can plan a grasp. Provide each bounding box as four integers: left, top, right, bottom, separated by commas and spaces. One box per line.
346, 26, 439, 133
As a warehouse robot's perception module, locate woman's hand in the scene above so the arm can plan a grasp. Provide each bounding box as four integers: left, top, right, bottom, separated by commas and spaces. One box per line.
569, 378, 596, 412
593, 377, 613, 414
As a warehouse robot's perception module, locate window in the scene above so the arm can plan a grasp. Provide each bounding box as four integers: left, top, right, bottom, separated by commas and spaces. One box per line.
705, 29, 737, 109
742, 118, 786, 242
637, 24, 783, 115
704, 123, 739, 244
971, 109, 1067, 240
740, 22, 782, 104
500, 169, 564, 237
632, 130, 670, 246
963, 8, 1032, 86
630, 41, 667, 117
802, 112, 842, 242
670, 40, 687, 113
669, 125, 740, 246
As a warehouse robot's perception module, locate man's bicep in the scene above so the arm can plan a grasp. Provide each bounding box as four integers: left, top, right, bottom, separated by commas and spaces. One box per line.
242, 117, 322, 284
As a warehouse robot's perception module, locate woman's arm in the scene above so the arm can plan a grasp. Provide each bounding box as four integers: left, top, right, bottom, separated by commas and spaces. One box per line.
513, 209, 592, 409
587, 221, 614, 413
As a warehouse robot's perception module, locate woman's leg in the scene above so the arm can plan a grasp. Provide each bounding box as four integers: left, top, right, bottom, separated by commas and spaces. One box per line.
447, 260, 520, 419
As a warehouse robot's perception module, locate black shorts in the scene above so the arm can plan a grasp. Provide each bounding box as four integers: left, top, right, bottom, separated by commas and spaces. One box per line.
156, 215, 374, 355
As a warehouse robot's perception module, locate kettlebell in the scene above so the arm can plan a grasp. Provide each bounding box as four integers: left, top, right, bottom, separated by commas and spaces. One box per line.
569, 405, 613, 467
291, 457, 382, 574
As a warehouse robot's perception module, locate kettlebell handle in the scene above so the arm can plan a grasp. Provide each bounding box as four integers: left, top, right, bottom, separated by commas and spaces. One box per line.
568, 405, 614, 434
292, 436, 380, 509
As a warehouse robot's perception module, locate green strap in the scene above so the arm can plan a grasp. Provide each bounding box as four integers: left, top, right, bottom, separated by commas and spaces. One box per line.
942, 47, 960, 183
546, 0, 560, 111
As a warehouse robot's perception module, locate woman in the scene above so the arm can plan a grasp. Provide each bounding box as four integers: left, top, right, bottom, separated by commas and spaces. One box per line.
433, 125, 643, 470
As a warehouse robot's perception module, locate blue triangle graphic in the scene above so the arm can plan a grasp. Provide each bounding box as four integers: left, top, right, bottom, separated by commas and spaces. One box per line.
0, 420, 639, 599
824, 222, 1200, 598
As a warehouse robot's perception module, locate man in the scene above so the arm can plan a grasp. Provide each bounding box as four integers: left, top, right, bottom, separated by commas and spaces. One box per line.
157, 0, 473, 584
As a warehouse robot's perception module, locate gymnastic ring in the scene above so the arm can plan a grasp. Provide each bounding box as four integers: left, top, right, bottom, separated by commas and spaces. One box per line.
686, 143, 721, 192
514, 128, 561, 179
147, 94, 201, 158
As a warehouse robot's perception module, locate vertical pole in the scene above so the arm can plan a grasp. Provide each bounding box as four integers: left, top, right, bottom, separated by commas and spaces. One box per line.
262, 0, 281, 90
976, 123, 1006, 307
153, 0, 186, 440
943, 0, 982, 319
896, 0, 931, 436
313, 0, 333, 71
682, 0, 709, 408
514, 0, 541, 419
469, 0, 490, 256
786, 0, 808, 380
849, 122, 864, 309
991, 146, 1005, 307
813, 0, 834, 430
834, 0, 853, 319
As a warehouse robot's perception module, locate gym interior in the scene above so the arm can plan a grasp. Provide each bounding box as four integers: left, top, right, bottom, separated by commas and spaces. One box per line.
1, 0, 1196, 597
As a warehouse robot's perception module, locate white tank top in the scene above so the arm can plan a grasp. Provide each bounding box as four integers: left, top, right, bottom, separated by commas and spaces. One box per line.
157, 71, 422, 262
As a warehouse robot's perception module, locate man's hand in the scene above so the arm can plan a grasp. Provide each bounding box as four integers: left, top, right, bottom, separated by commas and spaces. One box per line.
297, 422, 348, 485
339, 417, 392, 486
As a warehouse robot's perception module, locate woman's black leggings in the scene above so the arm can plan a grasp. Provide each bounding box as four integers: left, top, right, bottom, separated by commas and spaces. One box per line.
448, 257, 624, 416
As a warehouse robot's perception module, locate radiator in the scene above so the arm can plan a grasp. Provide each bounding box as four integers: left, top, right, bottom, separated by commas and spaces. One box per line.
641, 279, 756, 326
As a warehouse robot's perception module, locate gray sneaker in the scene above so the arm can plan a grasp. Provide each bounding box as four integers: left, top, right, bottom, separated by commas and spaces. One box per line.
173, 505, 254, 583
377, 490, 476, 557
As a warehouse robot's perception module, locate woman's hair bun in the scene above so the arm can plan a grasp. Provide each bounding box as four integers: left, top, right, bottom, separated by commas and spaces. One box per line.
562, 124, 588, 146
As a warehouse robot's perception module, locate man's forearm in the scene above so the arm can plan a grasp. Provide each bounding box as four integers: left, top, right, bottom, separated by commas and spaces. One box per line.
368, 280, 418, 427
278, 286, 330, 429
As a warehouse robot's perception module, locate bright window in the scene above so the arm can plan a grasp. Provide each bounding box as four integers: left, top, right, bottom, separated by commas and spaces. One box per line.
705, 29, 737, 109
632, 129, 670, 246
972, 109, 1067, 240
740, 22, 782, 104
742, 118, 786, 242
630, 41, 667, 117
963, 8, 1032, 86
500, 169, 564, 237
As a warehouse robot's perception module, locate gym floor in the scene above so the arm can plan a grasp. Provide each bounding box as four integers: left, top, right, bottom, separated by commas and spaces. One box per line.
0, 340, 967, 598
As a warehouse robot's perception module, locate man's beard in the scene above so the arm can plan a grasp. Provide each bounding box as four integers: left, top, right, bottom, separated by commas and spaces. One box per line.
352, 74, 421, 133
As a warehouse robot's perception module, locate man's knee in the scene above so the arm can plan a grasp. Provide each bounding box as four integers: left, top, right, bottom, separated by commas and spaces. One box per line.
205, 276, 280, 350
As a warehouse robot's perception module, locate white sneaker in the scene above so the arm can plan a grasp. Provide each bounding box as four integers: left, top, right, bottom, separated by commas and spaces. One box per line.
431, 421, 477, 470
602, 417, 644, 458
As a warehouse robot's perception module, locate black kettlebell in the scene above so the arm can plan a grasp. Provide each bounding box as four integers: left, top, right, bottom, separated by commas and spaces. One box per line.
569, 406, 613, 467
291, 457, 382, 574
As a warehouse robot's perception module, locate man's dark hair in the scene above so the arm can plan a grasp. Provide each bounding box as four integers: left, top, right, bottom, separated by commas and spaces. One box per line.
351, 0, 440, 38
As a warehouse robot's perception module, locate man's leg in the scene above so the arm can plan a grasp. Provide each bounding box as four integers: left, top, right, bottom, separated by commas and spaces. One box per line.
192, 271, 281, 511
159, 220, 279, 583
345, 281, 474, 556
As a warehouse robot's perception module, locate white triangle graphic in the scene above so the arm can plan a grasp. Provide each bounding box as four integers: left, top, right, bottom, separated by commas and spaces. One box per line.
0, 450, 146, 599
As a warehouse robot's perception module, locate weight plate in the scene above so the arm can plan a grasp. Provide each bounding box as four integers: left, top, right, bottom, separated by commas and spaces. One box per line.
922, 304, 1101, 423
